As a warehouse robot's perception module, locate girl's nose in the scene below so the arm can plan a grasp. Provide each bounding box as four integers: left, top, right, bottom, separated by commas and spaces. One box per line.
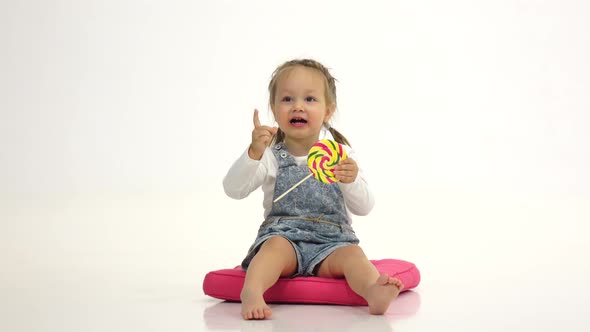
292, 99, 304, 111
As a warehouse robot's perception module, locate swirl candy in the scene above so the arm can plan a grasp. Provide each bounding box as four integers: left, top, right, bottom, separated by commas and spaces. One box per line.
307, 139, 347, 184
273, 139, 347, 203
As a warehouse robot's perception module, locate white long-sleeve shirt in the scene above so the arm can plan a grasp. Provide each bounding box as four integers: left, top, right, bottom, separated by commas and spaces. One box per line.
223, 143, 374, 223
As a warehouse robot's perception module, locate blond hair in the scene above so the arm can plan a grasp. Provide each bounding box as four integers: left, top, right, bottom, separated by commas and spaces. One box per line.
268, 59, 351, 146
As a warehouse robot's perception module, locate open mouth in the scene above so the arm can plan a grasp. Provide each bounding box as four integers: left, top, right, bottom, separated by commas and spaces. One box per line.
290, 117, 308, 124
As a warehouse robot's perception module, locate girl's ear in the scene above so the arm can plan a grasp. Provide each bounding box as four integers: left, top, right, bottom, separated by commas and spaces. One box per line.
325, 102, 336, 122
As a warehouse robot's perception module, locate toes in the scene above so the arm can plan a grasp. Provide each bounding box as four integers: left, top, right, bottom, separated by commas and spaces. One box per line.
242, 303, 272, 320
244, 307, 270, 320
243, 309, 258, 320
387, 277, 403, 288
376, 274, 389, 285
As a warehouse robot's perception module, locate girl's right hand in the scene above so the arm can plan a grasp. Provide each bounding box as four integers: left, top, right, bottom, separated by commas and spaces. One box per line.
249, 109, 278, 160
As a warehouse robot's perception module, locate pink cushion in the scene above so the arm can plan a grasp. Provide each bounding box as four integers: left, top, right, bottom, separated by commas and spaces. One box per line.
202, 259, 420, 306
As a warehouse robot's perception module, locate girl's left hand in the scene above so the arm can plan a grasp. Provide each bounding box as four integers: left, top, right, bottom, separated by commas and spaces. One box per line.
334, 158, 358, 184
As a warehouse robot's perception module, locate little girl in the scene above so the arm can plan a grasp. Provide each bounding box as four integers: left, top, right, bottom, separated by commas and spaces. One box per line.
223, 59, 403, 320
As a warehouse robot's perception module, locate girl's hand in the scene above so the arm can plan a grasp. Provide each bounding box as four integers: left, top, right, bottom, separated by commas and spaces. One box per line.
249, 109, 278, 160
334, 158, 358, 184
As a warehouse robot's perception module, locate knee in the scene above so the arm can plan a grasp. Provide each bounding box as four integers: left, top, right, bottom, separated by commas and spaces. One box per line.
337, 245, 367, 259
257, 236, 298, 275
316, 245, 368, 278
260, 236, 292, 252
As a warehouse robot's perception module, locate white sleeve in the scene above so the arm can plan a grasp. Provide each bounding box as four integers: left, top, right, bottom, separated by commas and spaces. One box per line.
222, 147, 270, 199
337, 146, 375, 216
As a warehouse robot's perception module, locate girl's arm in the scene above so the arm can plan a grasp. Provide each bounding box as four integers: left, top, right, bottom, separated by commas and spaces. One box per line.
337, 147, 375, 216
339, 172, 375, 216
223, 147, 270, 199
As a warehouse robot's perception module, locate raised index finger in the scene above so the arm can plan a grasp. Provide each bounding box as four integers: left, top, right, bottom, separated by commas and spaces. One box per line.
253, 109, 261, 128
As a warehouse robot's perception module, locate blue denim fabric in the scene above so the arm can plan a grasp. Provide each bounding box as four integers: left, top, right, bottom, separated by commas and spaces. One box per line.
241, 142, 359, 276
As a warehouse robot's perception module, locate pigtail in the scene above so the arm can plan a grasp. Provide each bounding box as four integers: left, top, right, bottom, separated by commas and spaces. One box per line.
270, 128, 285, 146
329, 127, 351, 147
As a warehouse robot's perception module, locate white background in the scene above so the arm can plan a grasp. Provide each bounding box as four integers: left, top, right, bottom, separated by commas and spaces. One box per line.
1, 1, 589, 331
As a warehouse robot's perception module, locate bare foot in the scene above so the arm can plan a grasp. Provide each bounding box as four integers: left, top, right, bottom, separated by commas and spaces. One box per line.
240, 289, 272, 320
365, 274, 403, 315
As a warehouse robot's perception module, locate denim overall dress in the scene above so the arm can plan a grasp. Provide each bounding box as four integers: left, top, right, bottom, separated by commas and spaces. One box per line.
241, 142, 359, 276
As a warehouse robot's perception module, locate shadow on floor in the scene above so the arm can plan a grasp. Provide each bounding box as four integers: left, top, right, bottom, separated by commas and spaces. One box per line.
203, 290, 421, 331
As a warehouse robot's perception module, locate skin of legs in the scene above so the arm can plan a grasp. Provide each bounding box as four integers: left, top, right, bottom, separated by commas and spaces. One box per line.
315, 245, 404, 315
240, 236, 297, 320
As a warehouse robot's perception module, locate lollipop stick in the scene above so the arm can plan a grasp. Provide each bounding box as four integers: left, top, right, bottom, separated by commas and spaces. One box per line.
273, 173, 313, 203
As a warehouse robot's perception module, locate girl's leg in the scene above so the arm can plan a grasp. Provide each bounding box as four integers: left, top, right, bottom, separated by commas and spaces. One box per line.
241, 235, 297, 320
315, 245, 403, 315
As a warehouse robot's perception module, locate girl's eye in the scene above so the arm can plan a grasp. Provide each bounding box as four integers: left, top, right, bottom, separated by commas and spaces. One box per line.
281, 96, 292, 102
305, 96, 316, 102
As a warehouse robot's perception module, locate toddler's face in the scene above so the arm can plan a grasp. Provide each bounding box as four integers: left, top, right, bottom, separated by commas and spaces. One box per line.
272, 66, 334, 145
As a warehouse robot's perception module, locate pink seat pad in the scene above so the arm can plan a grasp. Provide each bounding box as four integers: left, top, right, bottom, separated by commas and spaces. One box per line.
203, 259, 420, 306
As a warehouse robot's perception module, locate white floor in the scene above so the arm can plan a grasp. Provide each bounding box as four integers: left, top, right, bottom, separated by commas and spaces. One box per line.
1, 191, 589, 331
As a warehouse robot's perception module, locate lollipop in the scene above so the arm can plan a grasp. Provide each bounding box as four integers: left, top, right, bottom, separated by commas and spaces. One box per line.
273, 139, 347, 203
307, 139, 347, 184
